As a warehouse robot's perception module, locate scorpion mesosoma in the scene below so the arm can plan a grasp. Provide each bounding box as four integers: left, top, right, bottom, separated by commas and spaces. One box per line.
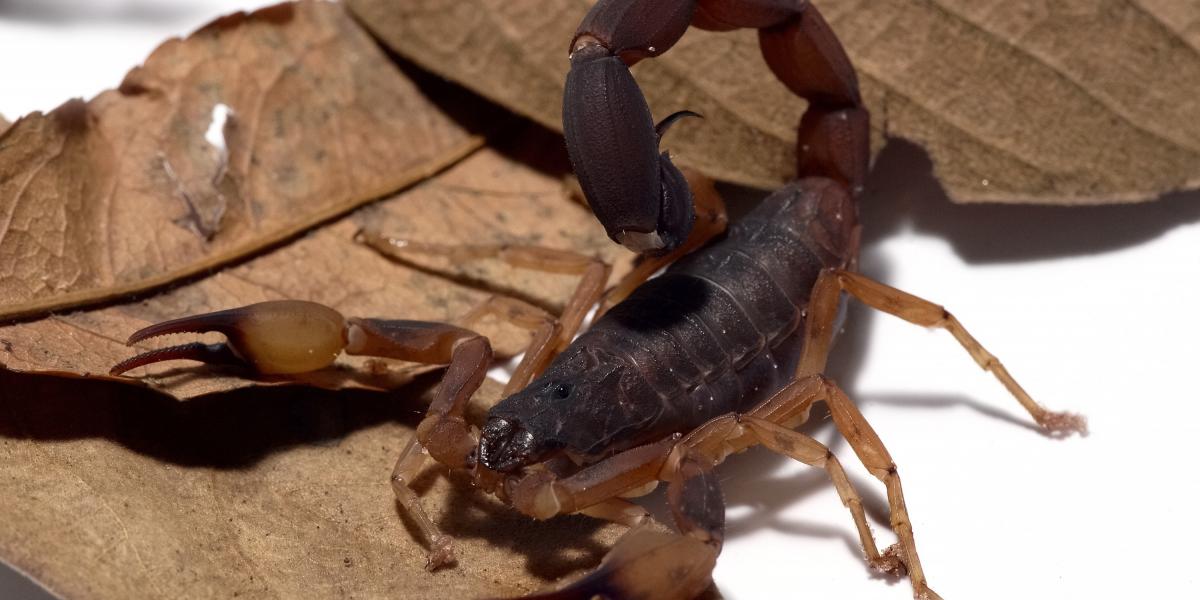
110, 1, 1088, 598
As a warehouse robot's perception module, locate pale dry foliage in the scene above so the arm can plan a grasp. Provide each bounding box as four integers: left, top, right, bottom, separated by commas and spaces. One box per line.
349, 0, 1200, 204
0, 2, 482, 322
0, 1, 1195, 599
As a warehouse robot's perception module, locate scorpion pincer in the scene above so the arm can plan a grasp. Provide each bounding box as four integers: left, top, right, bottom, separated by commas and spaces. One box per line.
111, 1, 1087, 598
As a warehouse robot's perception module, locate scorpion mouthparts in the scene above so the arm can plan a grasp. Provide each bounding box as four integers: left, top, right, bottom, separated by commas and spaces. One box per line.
478, 418, 536, 473
109, 342, 243, 376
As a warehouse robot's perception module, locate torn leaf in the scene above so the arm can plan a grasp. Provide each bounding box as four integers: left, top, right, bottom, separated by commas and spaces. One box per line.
0, 1, 489, 322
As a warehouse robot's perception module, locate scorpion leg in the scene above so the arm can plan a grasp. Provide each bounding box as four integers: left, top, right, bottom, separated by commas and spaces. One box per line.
356, 233, 610, 358
819, 379, 945, 600
797, 268, 1089, 435
575, 498, 652, 528
345, 319, 491, 569
351, 239, 621, 567
672, 375, 943, 599
110, 302, 494, 569
505, 525, 717, 600
739, 414, 905, 575
502, 437, 720, 600
454, 296, 561, 395
366, 301, 601, 571
501, 380, 909, 599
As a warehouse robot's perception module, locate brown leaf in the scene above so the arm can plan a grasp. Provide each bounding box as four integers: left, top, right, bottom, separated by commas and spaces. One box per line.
1141, 0, 1200, 50
0, 374, 628, 600
0, 135, 631, 400
0, 1, 486, 322
347, 0, 1200, 204
0, 135, 638, 599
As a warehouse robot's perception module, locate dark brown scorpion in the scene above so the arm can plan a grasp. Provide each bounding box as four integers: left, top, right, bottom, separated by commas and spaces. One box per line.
110, 1, 1087, 598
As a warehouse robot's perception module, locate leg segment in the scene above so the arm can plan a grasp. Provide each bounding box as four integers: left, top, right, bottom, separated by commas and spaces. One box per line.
503, 373, 936, 599
576, 498, 650, 528
740, 415, 905, 575
357, 233, 610, 358
344, 319, 491, 569
668, 376, 942, 599
390, 433, 454, 569
358, 233, 612, 395
820, 379, 943, 600
352, 304, 607, 571
346, 319, 489, 468
500, 437, 719, 600
506, 437, 677, 520
455, 296, 561, 395
507, 526, 718, 600
796, 268, 1087, 434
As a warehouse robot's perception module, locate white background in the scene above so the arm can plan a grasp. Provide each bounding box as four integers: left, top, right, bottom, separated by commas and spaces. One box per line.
2, 1, 1198, 599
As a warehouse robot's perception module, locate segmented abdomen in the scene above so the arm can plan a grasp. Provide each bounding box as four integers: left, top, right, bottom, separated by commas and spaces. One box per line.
574, 177, 858, 448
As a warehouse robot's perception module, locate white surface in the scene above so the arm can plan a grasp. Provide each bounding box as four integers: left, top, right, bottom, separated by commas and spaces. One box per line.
712, 163, 1200, 599
2, 2, 1198, 599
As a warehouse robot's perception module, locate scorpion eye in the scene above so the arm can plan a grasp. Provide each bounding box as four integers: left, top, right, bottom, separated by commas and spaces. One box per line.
552, 383, 573, 399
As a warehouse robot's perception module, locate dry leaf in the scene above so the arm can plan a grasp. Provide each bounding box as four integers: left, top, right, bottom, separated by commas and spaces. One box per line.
348, 0, 1200, 204
1143, 0, 1200, 49
0, 135, 632, 399
0, 136, 639, 599
0, 1, 487, 322
0, 373, 630, 600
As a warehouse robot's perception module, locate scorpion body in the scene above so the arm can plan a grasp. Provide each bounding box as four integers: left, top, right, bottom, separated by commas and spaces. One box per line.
483, 178, 856, 471
111, 1, 1087, 598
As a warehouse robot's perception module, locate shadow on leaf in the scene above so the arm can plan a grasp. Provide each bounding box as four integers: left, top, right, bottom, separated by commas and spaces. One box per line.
0, 369, 438, 469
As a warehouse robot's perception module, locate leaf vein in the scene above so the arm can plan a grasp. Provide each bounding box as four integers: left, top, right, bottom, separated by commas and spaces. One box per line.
925, 0, 1200, 153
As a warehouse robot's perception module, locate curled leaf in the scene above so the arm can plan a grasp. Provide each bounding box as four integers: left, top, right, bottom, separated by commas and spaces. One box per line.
0, 1, 486, 322
348, 0, 1200, 204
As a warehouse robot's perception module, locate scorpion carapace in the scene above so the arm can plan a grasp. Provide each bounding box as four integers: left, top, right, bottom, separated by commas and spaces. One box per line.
111, 1, 1087, 599
484, 177, 856, 474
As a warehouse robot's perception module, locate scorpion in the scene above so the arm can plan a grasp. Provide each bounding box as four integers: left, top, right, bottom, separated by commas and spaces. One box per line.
110, 1, 1088, 598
